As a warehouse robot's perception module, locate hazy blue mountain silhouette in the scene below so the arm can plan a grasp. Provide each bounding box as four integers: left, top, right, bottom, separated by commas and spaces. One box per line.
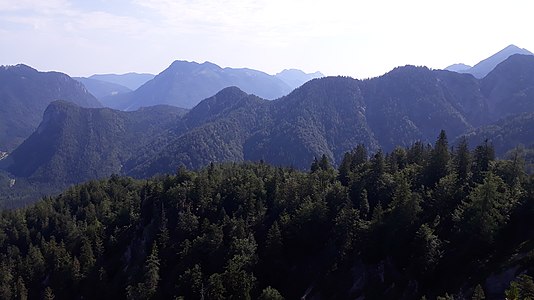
0, 64, 101, 152
446, 44, 533, 78
89, 72, 155, 90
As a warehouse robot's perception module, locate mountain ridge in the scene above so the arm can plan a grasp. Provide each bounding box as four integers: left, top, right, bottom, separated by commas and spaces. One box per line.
445, 44, 533, 78
74, 77, 132, 99
6, 100, 187, 184
0, 64, 102, 152
89, 72, 155, 90
275, 68, 324, 89
5, 54, 534, 201
100, 61, 314, 110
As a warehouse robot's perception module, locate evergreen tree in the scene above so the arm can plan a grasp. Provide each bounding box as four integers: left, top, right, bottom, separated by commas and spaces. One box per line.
72, 257, 82, 282
206, 273, 225, 300
16, 276, 28, 300
505, 274, 534, 300
223, 260, 255, 300
265, 221, 283, 258
359, 189, 370, 219
144, 243, 159, 296
407, 141, 427, 165
79, 237, 95, 275
43, 287, 55, 300
388, 173, 421, 230
436, 293, 454, 300
471, 284, 485, 300
0, 261, 14, 299
259, 286, 284, 300
352, 144, 368, 167
453, 173, 512, 246
338, 152, 353, 186
454, 136, 471, 182
371, 201, 384, 225
472, 140, 495, 184
310, 157, 320, 173
136, 242, 161, 299
157, 205, 170, 249
413, 223, 442, 276
367, 150, 386, 208
389, 146, 408, 172
426, 130, 451, 187
318, 154, 331, 171
179, 264, 203, 299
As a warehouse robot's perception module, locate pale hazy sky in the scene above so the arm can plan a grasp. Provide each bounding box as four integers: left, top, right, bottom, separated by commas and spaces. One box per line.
1, 0, 533, 78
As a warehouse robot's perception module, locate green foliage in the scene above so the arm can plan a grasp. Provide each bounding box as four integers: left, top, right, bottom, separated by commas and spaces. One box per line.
258, 286, 284, 300
43, 287, 55, 300
505, 274, 534, 300
471, 284, 485, 300
437, 293, 454, 300
0, 137, 533, 299
453, 173, 513, 245
425, 130, 451, 187
454, 136, 472, 182
413, 223, 442, 275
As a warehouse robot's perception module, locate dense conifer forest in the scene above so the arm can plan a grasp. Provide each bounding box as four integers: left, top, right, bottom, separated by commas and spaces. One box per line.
1, 131, 534, 299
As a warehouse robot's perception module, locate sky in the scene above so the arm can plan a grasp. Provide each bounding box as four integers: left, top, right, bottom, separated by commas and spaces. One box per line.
1, 0, 533, 79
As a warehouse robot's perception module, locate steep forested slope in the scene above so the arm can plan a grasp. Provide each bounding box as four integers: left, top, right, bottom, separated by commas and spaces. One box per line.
0, 65, 102, 151
481, 54, 534, 119
6, 101, 187, 184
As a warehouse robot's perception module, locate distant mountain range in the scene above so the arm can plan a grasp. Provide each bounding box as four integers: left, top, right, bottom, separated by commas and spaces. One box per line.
5, 54, 534, 194
445, 44, 533, 78
99, 61, 321, 110
0, 61, 321, 153
74, 77, 132, 99
88, 72, 155, 90
444, 63, 472, 73
0, 64, 102, 152
275, 69, 323, 88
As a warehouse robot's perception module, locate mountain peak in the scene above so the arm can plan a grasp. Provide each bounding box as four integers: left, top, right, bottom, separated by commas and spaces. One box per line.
168, 60, 221, 71
502, 44, 531, 53
201, 61, 220, 68
88, 73, 155, 90
214, 86, 247, 97
194, 86, 250, 111
444, 63, 472, 72
275, 68, 324, 89
1, 64, 38, 74
384, 65, 433, 78
468, 44, 533, 78
184, 86, 255, 127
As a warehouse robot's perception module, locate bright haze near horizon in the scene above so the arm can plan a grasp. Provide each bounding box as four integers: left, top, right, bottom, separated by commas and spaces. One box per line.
1, 0, 533, 79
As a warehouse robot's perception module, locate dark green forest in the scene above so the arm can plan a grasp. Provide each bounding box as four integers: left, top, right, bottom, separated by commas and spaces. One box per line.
1, 131, 534, 299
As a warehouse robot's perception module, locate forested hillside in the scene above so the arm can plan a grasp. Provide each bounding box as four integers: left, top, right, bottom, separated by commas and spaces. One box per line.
0, 65, 102, 152
6, 101, 188, 184
1, 133, 533, 299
